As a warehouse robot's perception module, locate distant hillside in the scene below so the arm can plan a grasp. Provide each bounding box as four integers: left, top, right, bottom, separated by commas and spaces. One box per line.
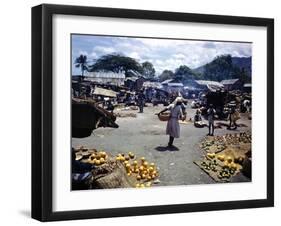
193, 55, 251, 82
232, 57, 252, 76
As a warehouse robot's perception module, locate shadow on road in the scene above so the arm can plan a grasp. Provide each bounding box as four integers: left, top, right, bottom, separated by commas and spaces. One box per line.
216, 122, 248, 129
155, 145, 179, 152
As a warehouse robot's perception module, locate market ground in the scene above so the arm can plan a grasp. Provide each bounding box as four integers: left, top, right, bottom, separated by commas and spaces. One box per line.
72, 103, 251, 186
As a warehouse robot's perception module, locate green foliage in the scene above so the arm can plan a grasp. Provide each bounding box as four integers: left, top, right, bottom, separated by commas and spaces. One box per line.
174, 65, 203, 82
89, 54, 143, 77
141, 61, 156, 79
202, 54, 250, 82
75, 54, 88, 77
238, 67, 251, 83
159, 70, 174, 82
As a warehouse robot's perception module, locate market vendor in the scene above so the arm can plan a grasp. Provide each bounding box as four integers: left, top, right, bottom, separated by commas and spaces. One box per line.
207, 104, 216, 136
193, 109, 202, 126
228, 104, 240, 130
158, 97, 184, 147
72, 150, 95, 190
106, 100, 114, 113
72, 150, 95, 174
137, 89, 145, 113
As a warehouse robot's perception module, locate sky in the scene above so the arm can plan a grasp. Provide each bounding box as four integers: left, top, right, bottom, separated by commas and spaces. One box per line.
72, 34, 252, 76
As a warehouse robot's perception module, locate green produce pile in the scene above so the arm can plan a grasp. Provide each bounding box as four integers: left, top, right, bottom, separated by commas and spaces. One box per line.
195, 132, 251, 182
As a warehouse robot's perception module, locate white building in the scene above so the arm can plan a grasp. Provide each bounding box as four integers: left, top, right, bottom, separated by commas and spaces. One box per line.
85, 71, 126, 86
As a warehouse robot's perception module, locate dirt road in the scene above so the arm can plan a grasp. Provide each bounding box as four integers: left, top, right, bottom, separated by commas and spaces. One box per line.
72, 103, 251, 186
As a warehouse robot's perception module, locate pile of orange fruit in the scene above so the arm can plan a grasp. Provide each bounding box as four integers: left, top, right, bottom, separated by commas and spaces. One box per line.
116, 152, 159, 188
87, 151, 108, 165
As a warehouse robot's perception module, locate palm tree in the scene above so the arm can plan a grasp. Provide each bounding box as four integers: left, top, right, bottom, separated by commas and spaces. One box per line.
75, 55, 88, 80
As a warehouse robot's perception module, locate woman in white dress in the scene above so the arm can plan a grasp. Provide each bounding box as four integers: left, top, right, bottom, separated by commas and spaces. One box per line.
158, 97, 184, 147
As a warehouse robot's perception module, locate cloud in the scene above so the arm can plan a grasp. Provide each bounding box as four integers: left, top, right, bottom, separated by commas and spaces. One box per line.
202, 42, 216, 49
93, 46, 116, 55
72, 35, 252, 75
172, 53, 186, 59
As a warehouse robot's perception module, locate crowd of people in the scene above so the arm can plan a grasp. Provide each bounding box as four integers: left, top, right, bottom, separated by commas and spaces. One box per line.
73, 80, 251, 148
155, 94, 250, 148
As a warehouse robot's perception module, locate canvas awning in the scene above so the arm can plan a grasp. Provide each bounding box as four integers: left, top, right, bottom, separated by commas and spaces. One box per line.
93, 87, 118, 98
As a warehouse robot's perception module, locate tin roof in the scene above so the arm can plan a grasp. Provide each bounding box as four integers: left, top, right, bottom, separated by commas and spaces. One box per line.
167, 83, 184, 87
195, 80, 224, 88
220, 79, 239, 85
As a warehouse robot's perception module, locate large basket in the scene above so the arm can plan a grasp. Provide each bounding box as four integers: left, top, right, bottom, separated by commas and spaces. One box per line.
158, 112, 170, 121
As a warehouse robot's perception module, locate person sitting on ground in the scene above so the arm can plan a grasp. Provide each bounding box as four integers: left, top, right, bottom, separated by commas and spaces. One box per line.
194, 109, 202, 122
72, 150, 95, 174
194, 109, 204, 128
106, 100, 114, 113
72, 150, 95, 189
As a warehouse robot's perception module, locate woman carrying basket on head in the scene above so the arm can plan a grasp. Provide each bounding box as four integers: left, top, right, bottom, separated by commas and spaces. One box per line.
158, 97, 184, 147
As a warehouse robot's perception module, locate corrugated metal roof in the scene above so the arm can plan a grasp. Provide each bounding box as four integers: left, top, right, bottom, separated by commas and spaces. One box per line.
161, 79, 174, 84
143, 81, 162, 88
244, 83, 252, 87
167, 83, 183, 87
220, 79, 239, 85
195, 80, 224, 88
87, 71, 125, 79
128, 69, 142, 77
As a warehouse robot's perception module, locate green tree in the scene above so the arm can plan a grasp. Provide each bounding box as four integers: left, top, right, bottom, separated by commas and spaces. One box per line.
89, 54, 143, 77
141, 61, 156, 79
204, 54, 234, 81
174, 65, 201, 82
159, 70, 174, 82
75, 55, 88, 79
238, 67, 250, 84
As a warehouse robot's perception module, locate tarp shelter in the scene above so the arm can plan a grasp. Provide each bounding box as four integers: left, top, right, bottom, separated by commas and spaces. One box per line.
195, 80, 224, 91
93, 87, 118, 98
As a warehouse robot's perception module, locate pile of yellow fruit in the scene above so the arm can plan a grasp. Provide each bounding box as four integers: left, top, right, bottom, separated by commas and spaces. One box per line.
87, 151, 108, 166
207, 153, 241, 170
217, 154, 225, 162
116, 152, 159, 188
135, 182, 152, 188
116, 151, 135, 162
202, 152, 244, 180
207, 152, 216, 159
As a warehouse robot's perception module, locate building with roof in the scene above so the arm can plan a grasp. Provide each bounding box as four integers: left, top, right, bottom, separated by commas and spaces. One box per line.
162, 82, 184, 93
142, 81, 162, 89
161, 79, 175, 85
84, 71, 125, 86
195, 80, 224, 92
124, 76, 146, 91
243, 83, 252, 93
220, 78, 243, 91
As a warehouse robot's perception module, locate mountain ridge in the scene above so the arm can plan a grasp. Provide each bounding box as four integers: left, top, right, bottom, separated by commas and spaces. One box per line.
192, 55, 251, 82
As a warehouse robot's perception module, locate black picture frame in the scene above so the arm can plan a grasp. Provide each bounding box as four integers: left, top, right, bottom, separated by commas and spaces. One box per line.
32, 4, 274, 222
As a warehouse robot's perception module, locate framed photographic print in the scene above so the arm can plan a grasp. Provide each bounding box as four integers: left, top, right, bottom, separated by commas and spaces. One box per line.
32, 4, 274, 221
